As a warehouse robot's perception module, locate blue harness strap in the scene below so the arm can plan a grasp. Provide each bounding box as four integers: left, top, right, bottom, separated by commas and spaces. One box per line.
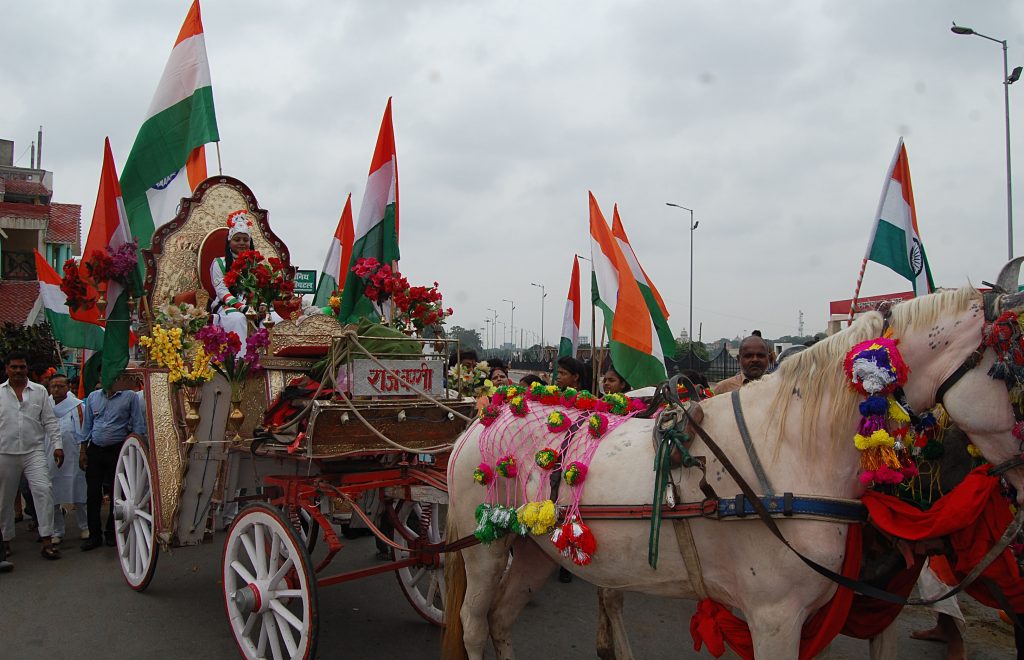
718, 493, 867, 523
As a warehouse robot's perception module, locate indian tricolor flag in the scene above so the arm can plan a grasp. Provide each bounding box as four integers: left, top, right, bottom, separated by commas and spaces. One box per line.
337, 98, 400, 322
314, 193, 355, 306
85, 139, 134, 391
33, 250, 104, 351
120, 0, 219, 277
858, 137, 934, 297
556, 256, 581, 361
589, 192, 667, 388
611, 205, 675, 358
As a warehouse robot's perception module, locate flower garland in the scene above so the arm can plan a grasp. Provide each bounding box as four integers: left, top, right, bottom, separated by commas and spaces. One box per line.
138, 325, 215, 388
473, 462, 494, 485
495, 455, 518, 478
563, 461, 587, 486
843, 337, 918, 485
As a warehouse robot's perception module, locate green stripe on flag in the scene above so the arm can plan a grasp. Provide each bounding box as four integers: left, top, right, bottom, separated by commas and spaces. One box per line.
868, 220, 913, 281
313, 273, 338, 307
44, 311, 105, 351
101, 291, 131, 391
337, 203, 400, 322
121, 87, 219, 249
610, 341, 667, 389
636, 281, 675, 358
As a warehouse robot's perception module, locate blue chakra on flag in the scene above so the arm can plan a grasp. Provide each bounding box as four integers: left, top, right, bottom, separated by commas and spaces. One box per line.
909, 237, 923, 276
152, 170, 179, 191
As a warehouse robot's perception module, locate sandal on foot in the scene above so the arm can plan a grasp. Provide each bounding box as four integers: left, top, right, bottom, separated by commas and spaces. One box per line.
40, 545, 61, 560
3, 542, 12, 558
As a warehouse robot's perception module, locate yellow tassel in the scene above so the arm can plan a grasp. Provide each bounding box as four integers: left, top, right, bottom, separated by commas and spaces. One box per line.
887, 397, 911, 424
878, 445, 901, 469
967, 443, 982, 458
854, 429, 895, 451
860, 448, 883, 471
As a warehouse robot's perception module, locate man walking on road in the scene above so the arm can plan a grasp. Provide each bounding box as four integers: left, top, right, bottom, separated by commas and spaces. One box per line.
0, 351, 65, 562
79, 372, 147, 551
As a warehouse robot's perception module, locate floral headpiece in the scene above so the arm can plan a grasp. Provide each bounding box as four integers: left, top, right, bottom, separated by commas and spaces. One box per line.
843, 337, 917, 485
227, 210, 254, 239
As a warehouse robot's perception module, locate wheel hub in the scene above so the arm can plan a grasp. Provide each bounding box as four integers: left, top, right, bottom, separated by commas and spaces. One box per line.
113, 500, 133, 523
231, 583, 263, 615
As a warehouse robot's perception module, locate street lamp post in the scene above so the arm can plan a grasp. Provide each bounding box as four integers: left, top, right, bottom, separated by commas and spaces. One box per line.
487, 308, 498, 354
951, 22, 1022, 260
502, 298, 515, 362
666, 203, 700, 360
530, 282, 547, 353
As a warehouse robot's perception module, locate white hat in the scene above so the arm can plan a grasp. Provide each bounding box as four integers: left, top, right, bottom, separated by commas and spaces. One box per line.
227, 210, 254, 239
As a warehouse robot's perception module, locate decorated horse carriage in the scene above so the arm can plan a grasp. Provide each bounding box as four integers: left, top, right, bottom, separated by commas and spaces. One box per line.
112, 176, 476, 659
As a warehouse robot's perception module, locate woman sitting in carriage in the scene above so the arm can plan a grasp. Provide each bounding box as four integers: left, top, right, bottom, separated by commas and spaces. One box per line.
209, 210, 282, 355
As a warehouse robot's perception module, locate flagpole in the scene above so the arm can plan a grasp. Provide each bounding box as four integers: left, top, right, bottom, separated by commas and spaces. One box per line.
848, 257, 869, 325
215, 141, 223, 175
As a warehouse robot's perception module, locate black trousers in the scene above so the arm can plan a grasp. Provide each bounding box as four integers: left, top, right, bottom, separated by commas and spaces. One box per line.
85, 442, 124, 540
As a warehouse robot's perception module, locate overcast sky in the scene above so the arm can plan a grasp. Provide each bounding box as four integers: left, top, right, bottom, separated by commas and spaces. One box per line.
4, 1, 1023, 346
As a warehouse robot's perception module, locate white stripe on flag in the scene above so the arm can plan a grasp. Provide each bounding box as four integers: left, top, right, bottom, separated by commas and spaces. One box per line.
145, 166, 191, 228
354, 160, 396, 240
145, 35, 213, 119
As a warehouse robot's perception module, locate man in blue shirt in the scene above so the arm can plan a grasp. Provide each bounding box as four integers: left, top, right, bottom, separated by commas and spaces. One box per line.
79, 372, 147, 551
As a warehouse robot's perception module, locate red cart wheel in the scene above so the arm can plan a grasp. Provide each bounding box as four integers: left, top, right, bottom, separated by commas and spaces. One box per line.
113, 436, 159, 591
223, 503, 318, 660
392, 500, 447, 626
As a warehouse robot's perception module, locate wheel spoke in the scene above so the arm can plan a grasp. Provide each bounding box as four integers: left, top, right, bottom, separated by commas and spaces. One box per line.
254, 524, 267, 579
135, 517, 152, 558
242, 611, 258, 637
425, 576, 439, 606
271, 607, 300, 656
264, 611, 284, 660
270, 599, 305, 633
230, 560, 257, 585
275, 589, 303, 597
137, 490, 151, 508
240, 533, 258, 570
117, 472, 132, 501
136, 509, 153, 523
256, 617, 269, 656
407, 567, 427, 586
268, 556, 294, 589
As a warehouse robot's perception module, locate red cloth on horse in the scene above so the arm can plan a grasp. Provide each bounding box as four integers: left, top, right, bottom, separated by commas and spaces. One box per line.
690, 524, 863, 659
860, 466, 1024, 612
841, 562, 923, 639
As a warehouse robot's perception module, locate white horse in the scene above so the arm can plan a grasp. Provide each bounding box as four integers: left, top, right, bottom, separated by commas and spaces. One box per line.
441, 284, 1024, 659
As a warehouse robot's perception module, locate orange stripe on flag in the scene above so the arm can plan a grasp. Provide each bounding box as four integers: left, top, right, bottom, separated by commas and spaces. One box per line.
368, 98, 398, 238
611, 205, 670, 318
338, 193, 355, 282
889, 143, 922, 238
175, 0, 205, 47
186, 145, 208, 189
589, 192, 653, 354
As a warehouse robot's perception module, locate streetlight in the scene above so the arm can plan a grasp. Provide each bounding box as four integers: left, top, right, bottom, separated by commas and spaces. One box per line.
666, 203, 700, 361
530, 282, 547, 352
487, 307, 498, 354
951, 21, 1022, 259
497, 321, 507, 350
502, 298, 515, 362
483, 318, 492, 350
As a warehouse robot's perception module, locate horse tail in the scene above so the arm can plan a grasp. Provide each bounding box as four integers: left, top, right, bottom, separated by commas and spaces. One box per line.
441, 514, 469, 660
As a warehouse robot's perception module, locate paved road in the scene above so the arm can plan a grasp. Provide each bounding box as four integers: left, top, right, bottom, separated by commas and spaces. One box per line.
2, 512, 1015, 659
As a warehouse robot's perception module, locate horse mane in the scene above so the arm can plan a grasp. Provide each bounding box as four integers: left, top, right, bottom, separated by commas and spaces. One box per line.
769, 286, 981, 452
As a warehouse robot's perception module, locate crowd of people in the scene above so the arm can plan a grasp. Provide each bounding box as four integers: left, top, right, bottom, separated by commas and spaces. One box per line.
0, 350, 146, 572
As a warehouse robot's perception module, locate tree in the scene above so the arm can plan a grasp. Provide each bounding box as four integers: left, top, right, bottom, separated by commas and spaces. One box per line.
675, 339, 709, 361
0, 321, 61, 368
447, 325, 482, 354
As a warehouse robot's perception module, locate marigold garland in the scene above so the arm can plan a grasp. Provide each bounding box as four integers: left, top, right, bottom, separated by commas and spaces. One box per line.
546, 411, 570, 433
535, 447, 560, 469
563, 461, 587, 486
588, 413, 609, 438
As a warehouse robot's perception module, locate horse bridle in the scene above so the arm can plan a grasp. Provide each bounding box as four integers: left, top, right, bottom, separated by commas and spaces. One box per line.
881, 295, 1024, 478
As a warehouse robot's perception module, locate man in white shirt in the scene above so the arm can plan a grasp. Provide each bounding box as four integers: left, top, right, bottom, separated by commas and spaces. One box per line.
48, 374, 88, 542
0, 351, 64, 561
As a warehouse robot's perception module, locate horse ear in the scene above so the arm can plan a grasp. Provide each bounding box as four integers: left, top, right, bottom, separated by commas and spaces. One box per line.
994, 256, 1024, 293
1000, 291, 1024, 313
